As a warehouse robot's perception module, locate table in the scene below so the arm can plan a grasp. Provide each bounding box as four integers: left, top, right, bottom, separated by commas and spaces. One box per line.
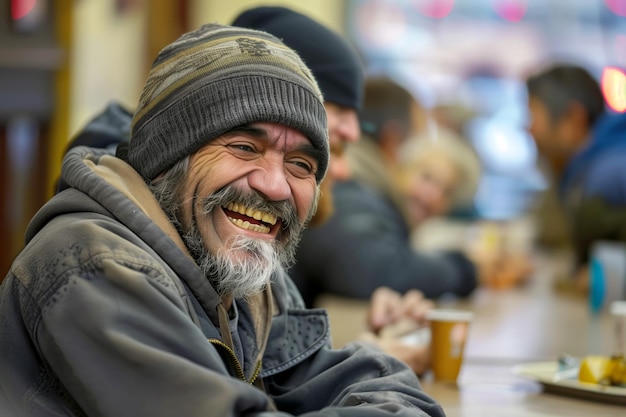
419, 362, 624, 416
316, 250, 625, 416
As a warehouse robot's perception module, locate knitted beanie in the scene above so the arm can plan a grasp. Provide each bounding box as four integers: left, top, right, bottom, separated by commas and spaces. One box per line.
232, 6, 364, 111
127, 23, 329, 183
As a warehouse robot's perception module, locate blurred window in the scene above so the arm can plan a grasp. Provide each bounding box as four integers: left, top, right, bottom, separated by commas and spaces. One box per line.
346, 0, 626, 220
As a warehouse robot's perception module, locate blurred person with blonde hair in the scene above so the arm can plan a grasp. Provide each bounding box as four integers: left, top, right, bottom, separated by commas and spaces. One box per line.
395, 129, 532, 289
396, 129, 481, 230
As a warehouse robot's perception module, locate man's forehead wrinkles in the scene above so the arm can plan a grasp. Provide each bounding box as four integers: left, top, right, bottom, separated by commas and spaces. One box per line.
241, 123, 313, 152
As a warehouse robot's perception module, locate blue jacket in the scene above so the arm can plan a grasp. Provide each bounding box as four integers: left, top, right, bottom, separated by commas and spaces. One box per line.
561, 111, 626, 205
559, 111, 626, 263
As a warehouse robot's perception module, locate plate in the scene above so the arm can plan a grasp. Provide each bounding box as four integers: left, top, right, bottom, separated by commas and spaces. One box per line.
513, 361, 626, 405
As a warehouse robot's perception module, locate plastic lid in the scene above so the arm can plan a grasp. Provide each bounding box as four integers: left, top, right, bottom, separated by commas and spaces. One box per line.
610, 301, 626, 316
425, 309, 474, 322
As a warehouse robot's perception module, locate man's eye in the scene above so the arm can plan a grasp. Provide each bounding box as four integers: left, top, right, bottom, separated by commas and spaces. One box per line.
226, 142, 261, 157
295, 161, 313, 172
288, 159, 316, 177
232, 144, 255, 153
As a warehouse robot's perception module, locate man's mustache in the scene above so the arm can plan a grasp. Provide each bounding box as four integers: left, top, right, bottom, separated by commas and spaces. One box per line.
200, 186, 300, 233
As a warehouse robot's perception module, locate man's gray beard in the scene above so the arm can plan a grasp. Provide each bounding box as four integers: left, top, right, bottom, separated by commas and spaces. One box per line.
182, 226, 281, 299
160, 185, 314, 299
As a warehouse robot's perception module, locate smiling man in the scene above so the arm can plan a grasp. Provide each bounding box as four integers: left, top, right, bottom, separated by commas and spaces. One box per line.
0, 24, 444, 417
158, 123, 321, 303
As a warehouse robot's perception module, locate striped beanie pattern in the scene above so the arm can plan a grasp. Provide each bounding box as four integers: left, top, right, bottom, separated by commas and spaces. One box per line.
127, 23, 329, 182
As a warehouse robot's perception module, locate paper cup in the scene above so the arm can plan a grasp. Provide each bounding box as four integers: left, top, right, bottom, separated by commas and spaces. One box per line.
426, 309, 474, 383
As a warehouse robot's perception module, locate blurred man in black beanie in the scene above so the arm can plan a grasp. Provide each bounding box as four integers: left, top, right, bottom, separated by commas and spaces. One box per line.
232, 7, 435, 376
232, 6, 363, 112
232, 6, 363, 224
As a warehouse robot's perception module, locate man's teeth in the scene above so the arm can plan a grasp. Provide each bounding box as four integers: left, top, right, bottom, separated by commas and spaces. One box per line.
226, 203, 277, 225
228, 217, 270, 233
225, 202, 277, 225
224, 202, 277, 234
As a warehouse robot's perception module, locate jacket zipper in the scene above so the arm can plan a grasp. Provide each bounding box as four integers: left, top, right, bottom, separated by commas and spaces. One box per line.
209, 338, 262, 384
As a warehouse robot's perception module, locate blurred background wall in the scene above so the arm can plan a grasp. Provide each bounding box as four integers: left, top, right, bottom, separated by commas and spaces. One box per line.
69, 0, 345, 142
1, 0, 625, 276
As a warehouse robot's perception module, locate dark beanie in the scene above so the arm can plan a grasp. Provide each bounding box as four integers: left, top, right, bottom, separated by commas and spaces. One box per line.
232, 6, 364, 111
127, 23, 329, 183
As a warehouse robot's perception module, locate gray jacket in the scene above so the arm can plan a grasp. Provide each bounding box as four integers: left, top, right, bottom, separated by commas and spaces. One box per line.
0, 147, 445, 417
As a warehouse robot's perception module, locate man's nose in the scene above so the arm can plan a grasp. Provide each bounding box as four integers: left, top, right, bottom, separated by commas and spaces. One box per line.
247, 161, 292, 202
525, 118, 539, 141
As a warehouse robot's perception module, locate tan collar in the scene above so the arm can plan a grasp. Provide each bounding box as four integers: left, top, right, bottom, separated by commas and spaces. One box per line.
87, 154, 274, 360
84, 154, 189, 255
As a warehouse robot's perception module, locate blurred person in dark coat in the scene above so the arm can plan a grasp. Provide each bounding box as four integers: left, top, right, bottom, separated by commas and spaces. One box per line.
232, 6, 440, 376
292, 76, 486, 307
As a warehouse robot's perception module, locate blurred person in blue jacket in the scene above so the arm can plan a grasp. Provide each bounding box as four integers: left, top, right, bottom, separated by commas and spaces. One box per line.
526, 63, 626, 283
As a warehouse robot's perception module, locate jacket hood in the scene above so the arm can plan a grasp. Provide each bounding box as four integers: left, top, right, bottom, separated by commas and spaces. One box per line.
56, 103, 132, 193
32, 147, 183, 249
28, 147, 224, 323
30, 146, 274, 357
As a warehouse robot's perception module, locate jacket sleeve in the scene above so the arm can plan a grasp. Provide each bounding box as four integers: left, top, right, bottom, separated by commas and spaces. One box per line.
295, 184, 477, 300
261, 275, 445, 417
266, 342, 445, 417
8, 249, 446, 417
580, 152, 626, 207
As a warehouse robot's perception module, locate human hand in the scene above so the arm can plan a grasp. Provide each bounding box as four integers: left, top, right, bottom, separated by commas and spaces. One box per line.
469, 250, 534, 290
363, 288, 434, 375
367, 287, 433, 334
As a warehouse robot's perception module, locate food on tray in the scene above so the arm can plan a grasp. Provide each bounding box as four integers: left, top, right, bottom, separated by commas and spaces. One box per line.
578, 355, 626, 386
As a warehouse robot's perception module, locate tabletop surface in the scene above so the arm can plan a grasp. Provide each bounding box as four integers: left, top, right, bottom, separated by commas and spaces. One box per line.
316, 250, 625, 416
